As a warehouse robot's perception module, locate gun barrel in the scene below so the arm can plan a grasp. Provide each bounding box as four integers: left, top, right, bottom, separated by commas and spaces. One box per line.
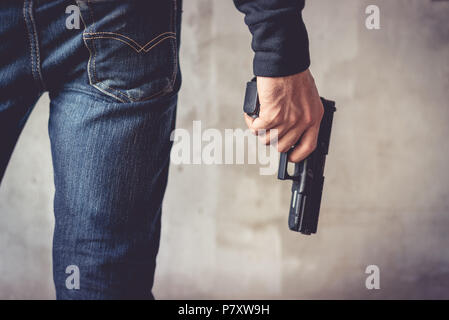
285, 99, 336, 234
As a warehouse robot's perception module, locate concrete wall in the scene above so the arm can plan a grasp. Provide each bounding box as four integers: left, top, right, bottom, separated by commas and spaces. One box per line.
1, 0, 448, 299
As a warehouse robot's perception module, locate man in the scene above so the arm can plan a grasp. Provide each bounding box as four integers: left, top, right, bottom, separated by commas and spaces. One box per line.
0, 0, 323, 299
236, 0, 324, 161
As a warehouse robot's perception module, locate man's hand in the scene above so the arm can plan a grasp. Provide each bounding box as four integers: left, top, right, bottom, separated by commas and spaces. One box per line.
244, 69, 324, 163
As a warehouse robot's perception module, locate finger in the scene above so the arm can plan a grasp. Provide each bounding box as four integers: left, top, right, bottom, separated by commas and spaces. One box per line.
288, 126, 320, 163
277, 125, 305, 153
244, 114, 257, 134
251, 107, 283, 131
251, 116, 274, 131
257, 124, 290, 145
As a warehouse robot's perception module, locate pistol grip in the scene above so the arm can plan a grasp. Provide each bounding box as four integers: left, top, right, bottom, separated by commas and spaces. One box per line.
278, 152, 289, 180
243, 78, 259, 118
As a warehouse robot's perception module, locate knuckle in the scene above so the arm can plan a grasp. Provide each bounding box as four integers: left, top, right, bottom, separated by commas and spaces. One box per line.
263, 117, 274, 126
289, 154, 301, 163
288, 115, 297, 127
261, 118, 274, 128
269, 110, 282, 125
306, 142, 317, 153
302, 115, 313, 126
319, 105, 325, 118
277, 144, 288, 153
317, 109, 324, 122
273, 113, 283, 125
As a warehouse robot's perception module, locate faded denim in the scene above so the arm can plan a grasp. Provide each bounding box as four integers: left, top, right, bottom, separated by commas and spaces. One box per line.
0, 0, 182, 299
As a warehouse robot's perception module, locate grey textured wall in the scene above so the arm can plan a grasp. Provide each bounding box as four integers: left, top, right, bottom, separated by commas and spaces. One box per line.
1, 0, 448, 299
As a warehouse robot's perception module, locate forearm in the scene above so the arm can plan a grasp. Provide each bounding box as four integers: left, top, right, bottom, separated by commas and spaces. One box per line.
233, 0, 310, 77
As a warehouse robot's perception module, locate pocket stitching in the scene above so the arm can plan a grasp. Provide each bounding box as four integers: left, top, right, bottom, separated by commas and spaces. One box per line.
90, 35, 136, 102
80, 0, 178, 103
83, 31, 176, 53
86, 34, 177, 102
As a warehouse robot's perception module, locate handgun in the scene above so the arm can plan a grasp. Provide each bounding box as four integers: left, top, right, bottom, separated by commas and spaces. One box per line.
243, 78, 336, 235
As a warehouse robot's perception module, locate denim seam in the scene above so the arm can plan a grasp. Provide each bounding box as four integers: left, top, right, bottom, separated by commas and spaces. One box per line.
169, 0, 178, 94
23, 2, 35, 84
28, 1, 45, 89
23, 0, 46, 91
92, 41, 128, 103
76, 1, 127, 103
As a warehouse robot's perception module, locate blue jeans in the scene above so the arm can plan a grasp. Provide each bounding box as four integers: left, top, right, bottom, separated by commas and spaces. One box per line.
0, 0, 182, 299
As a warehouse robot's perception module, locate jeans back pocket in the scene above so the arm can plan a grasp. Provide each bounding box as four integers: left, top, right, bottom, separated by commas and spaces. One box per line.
76, 0, 179, 103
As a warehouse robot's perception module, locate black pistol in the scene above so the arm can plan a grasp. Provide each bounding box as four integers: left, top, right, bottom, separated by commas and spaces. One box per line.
243, 78, 336, 235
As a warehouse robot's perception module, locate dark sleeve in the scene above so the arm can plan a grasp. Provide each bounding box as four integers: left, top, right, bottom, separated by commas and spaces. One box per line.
233, 0, 310, 77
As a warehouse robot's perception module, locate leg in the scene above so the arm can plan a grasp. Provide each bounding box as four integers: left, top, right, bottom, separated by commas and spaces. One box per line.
0, 1, 43, 182
49, 89, 177, 299
39, 0, 182, 299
